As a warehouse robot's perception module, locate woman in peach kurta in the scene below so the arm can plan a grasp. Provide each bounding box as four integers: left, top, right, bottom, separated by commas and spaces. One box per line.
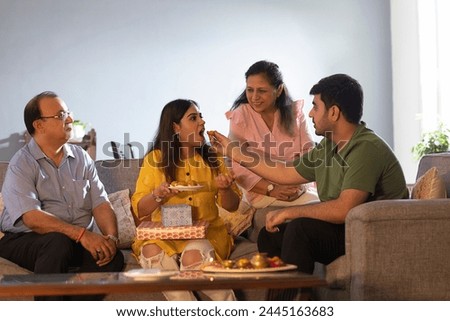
131, 99, 240, 301
226, 60, 318, 209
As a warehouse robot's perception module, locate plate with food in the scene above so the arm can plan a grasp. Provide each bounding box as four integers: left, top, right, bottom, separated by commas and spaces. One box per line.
169, 181, 203, 191
123, 269, 179, 280
201, 254, 297, 273
201, 264, 297, 273
169, 185, 204, 191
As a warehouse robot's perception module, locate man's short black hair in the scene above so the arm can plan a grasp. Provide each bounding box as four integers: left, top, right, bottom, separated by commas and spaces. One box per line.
309, 74, 363, 124
24, 91, 58, 136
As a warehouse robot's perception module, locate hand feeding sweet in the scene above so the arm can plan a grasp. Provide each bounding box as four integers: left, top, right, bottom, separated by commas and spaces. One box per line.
215, 172, 235, 193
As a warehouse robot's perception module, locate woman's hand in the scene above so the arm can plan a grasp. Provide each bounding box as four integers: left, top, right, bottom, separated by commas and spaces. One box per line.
137, 182, 180, 220
215, 172, 240, 212
208, 130, 261, 167
207, 130, 235, 158
215, 173, 235, 191
270, 184, 305, 202
153, 182, 178, 201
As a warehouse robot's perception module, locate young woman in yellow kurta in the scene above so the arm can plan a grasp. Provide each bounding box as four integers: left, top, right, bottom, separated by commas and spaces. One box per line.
132, 150, 239, 259
131, 99, 240, 301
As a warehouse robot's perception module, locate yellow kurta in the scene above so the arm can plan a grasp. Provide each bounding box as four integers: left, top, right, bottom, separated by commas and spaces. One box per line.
131, 150, 240, 260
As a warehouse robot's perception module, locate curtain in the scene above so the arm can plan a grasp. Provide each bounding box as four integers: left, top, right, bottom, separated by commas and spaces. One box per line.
417, 0, 450, 132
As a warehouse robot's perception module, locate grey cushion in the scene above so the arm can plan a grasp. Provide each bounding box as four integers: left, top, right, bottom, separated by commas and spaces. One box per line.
95, 159, 142, 195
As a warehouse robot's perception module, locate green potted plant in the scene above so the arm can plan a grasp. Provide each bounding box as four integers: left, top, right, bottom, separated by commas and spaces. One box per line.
411, 123, 450, 160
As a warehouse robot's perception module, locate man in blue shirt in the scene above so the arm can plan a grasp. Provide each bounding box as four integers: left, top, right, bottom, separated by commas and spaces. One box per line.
0, 91, 124, 300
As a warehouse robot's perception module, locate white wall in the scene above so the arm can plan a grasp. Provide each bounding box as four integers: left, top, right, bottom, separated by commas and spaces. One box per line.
0, 0, 393, 163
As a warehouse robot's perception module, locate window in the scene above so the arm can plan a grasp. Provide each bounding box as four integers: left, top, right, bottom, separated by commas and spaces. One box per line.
391, 0, 450, 183
417, 0, 450, 131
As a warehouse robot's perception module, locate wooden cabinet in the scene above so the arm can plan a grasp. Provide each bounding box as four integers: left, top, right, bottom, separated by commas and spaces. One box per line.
69, 129, 96, 160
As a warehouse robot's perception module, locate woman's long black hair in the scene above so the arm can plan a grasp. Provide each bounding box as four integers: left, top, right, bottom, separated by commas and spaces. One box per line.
150, 99, 219, 182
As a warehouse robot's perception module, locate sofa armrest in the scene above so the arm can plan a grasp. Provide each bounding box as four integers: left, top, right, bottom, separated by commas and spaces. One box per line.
345, 199, 450, 300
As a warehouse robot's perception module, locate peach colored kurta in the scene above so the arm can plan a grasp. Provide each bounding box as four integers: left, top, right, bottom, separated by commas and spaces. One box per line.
225, 100, 314, 205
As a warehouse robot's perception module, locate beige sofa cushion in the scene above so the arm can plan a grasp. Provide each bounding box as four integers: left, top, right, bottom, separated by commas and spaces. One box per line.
411, 167, 447, 199
0, 257, 31, 275
218, 201, 255, 238
0, 192, 3, 214
93, 189, 136, 249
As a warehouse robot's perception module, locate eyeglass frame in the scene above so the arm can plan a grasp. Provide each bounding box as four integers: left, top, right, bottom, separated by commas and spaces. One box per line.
39, 110, 74, 121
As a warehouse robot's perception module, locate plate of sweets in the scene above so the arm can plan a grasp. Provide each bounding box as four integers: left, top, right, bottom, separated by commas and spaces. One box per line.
168, 180, 203, 191
201, 253, 297, 273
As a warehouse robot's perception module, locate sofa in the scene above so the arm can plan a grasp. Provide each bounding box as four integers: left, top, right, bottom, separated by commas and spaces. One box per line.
1, 153, 450, 300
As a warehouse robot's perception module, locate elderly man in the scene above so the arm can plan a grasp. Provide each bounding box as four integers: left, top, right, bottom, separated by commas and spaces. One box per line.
0, 91, 124, 300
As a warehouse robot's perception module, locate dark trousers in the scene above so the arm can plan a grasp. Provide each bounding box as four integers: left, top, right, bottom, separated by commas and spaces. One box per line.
257, 217, 345, 274
0, 231, 124, 300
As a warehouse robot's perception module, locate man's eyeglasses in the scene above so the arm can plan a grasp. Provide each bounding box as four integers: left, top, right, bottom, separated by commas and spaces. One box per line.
39, 111, 73, 121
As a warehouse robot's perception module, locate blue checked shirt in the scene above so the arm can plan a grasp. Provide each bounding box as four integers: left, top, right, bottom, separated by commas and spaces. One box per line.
0, 138, 108, 233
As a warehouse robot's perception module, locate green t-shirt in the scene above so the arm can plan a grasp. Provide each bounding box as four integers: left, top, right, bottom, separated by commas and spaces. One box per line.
295, 123, 409, 202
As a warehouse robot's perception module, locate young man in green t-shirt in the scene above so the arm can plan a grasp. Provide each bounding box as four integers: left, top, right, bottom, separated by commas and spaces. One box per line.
209, 74, 409, 274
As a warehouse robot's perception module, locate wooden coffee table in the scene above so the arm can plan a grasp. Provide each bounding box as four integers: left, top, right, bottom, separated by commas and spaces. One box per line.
0, 270, 326, 300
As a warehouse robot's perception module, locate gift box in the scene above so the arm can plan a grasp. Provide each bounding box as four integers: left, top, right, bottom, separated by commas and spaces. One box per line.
136, 220, 209, 240
161, 204, 192, 227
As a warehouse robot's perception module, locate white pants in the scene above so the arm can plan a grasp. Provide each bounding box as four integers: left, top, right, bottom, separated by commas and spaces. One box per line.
139, 239, 236, 301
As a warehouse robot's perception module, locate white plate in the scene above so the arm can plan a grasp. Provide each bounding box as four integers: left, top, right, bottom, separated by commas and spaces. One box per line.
201, 264, 297, 273
169, 185, 203, 191
123, 269, 179, 280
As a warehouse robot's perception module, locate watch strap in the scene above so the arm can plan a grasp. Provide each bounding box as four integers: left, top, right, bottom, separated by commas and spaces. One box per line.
107, 234, 119, 245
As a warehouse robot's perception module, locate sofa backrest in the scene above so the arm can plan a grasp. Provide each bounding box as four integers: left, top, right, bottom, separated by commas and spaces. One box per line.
94, 159, 142, 195
416, 152, 450, 197
0, 159, 142, 195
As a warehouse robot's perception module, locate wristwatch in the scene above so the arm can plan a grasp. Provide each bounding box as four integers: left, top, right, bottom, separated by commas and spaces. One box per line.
152, 191, 163, 203
107, 234, 119, 245
266, 184, 274, 196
